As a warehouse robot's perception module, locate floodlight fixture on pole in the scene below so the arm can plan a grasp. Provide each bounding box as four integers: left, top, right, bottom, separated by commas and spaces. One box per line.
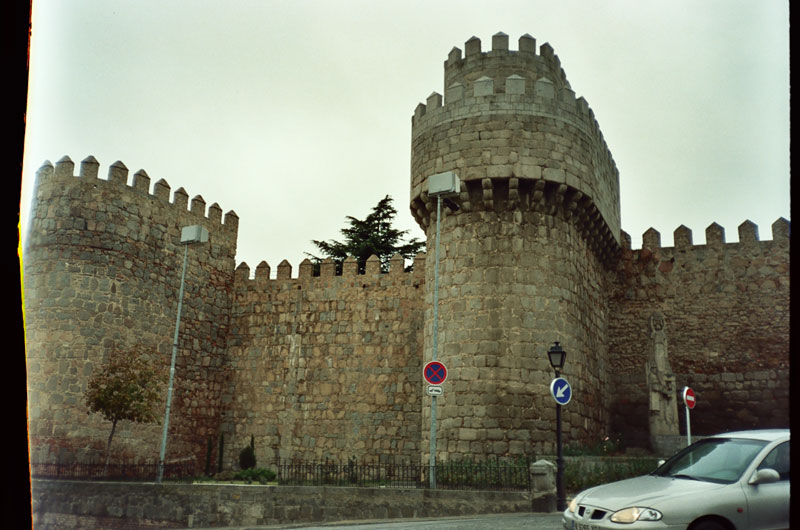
427, 171, 461, 197
180, 225, 210, 245
157, 225, 209, 484
426, 171, 460, 489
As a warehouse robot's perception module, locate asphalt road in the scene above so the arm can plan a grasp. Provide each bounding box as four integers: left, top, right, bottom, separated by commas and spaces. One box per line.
198, 512, 565, 530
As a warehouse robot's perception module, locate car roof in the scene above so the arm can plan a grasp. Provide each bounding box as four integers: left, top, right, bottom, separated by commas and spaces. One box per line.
710, 429, 789, 442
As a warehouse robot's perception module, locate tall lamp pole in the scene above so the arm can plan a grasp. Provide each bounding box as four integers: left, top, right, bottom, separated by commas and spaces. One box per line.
157, 225, 209, 484
547, 341, 567, 511
426, 172, 460, 489
429, 192, 441, 489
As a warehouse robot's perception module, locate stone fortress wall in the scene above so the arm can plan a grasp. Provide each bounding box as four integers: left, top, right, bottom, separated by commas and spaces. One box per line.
224, 255, 426, 466
23, 156, 238, 466
608, 220, 790, 447
22, 32, 789, 469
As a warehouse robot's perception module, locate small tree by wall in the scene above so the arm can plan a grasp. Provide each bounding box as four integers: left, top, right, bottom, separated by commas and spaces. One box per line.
84, 348, 165, 474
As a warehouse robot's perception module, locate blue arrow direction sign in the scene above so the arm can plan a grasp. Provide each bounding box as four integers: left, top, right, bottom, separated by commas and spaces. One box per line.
550, 377, 572, 405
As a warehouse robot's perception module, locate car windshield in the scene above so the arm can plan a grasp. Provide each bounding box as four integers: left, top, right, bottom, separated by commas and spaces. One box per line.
653, 437, 768, 484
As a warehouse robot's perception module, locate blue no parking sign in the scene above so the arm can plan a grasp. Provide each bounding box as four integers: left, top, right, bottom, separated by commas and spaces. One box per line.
423, 361, 448, 385
550, 377, 572, 405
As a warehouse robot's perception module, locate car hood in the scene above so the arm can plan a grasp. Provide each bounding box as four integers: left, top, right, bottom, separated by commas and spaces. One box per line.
576, 475, 727, 511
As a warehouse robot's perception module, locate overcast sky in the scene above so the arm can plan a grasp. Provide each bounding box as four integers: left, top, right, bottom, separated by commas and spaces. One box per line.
20, 0, 790, 277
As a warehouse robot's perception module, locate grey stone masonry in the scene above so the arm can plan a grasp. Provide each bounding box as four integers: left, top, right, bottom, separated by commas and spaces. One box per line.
23, 32, 788, 471
411, 34, 617, 461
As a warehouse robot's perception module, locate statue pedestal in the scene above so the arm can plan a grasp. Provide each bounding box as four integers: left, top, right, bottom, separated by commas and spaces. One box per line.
651, 434, 685, 458
646, 313, 680, 451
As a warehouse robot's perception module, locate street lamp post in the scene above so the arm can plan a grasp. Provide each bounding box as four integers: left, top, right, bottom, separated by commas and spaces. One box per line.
426, 171, 460, 489
157, 225, 209, 484
547, 341, 567, 511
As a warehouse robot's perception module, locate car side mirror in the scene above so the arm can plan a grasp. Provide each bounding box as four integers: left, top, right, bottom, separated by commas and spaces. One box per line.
748, 468, 780, 485
657, 459, 665, 467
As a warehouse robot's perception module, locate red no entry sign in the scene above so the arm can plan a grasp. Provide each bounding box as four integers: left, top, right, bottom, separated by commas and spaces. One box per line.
683, 387, 696, 409
423, 361, 448, 385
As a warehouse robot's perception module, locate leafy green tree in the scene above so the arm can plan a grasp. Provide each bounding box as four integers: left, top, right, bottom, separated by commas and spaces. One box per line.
308, 195, 425, 273
85, 348, 165, 473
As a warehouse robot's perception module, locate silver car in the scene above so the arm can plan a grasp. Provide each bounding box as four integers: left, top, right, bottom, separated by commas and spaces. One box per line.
562, 429, 789, 530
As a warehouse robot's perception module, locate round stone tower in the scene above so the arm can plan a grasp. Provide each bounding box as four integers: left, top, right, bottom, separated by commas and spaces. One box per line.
23, 156, 238, 466
410, 33, 621, 460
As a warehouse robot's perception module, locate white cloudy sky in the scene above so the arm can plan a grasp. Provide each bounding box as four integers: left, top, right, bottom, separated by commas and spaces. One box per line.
20, 0, 790, 277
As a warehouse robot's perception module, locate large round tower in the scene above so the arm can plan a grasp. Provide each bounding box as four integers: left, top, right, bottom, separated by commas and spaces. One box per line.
23, 156, 238, 466
410, 33, 621, 460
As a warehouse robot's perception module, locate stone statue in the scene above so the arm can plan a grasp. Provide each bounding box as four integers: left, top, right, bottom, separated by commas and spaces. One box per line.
646, 312, 679, 441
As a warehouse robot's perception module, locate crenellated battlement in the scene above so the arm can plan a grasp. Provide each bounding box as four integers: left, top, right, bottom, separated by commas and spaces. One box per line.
621, 218, 790, 253
443, 33, 570, 96
234, 252, 426, 285
410, 32, 621, 254
412, 76, 607, 150
616, 218, 790, 287
412, 32, 607, 150
35, 156, 239, 233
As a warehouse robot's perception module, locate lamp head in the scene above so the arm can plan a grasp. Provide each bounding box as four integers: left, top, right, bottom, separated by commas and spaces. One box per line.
180, 225, 209, 244
547, 341, 566, 370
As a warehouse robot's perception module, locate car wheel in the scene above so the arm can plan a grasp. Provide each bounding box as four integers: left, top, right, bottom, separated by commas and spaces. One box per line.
691, 519, 728, 530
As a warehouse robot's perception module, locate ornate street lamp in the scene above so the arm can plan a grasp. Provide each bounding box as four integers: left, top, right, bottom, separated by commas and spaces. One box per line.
547, 341, 566, 375
547, 340, 567, 511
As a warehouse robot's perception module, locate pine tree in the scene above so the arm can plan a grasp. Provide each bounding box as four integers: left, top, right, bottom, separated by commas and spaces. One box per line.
308, 195, 424, 273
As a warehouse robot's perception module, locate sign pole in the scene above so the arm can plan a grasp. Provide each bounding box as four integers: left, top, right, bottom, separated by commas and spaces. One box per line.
429, 194, 443, 489
549, 372, 571, 511
547, 342, 569, 512
556, 401, 564, 510
425, 173, 459, 491
555, 369, 565, 511
682, 387, 695, 448
683, 386, 695, 447
685, 404, 691, 446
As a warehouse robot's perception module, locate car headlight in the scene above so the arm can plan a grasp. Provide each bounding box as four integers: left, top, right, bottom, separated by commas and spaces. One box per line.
610, 507, 663, 523
568, 497, 579, 513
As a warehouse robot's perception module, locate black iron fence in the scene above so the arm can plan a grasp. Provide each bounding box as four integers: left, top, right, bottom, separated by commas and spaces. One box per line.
276, 459, 531, 492
276, 459, 423, 489
30, 458, 531, 491
30, 461, 197, 482
433, 460, 531, 491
